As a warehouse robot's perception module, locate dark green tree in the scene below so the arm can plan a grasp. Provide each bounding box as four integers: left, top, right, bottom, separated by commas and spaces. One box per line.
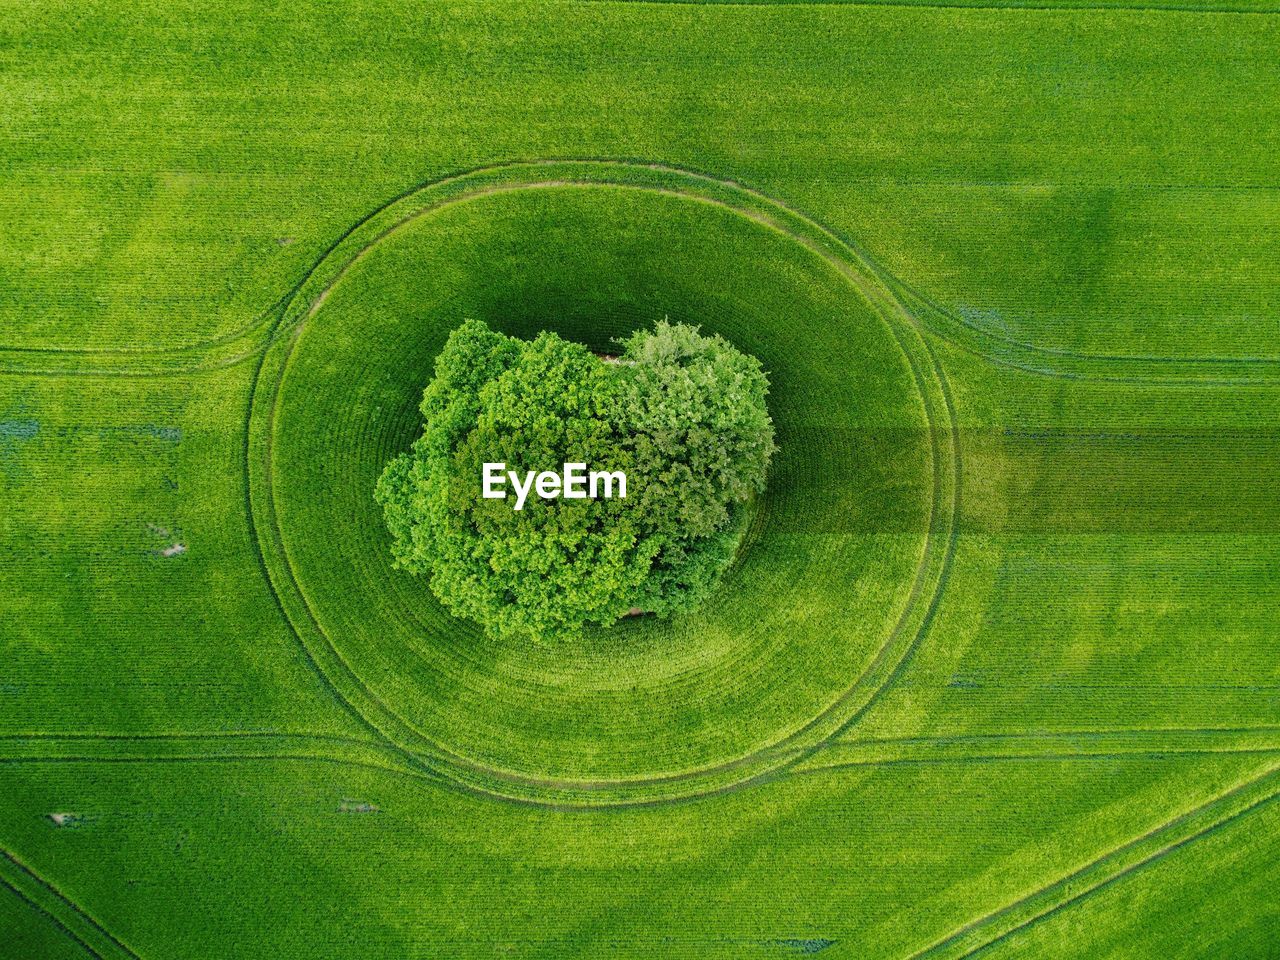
376, 318, 774, 641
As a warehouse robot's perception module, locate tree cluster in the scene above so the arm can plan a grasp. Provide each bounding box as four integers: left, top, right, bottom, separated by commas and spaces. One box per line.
376, 319, 775, 641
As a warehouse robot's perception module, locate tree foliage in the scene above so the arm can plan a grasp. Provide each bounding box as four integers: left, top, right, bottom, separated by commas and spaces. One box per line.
376, 319, 775, 641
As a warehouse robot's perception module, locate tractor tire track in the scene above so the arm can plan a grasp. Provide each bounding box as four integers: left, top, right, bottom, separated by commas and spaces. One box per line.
244, 161, 959, 807
790, 724, 1280, 772
0, 732, 436, 785
0, 847, 141, 960
3, 158, 1278, 384
907, 761, 1280, 959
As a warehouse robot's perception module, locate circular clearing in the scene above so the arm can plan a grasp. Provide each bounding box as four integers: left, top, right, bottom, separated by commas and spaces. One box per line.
248, 161, 956, 806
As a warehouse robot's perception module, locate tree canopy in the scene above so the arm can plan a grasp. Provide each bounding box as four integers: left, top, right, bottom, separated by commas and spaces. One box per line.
375, 319, 775, 641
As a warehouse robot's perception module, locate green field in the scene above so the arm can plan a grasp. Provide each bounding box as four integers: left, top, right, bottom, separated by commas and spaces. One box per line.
3, 1, 1279, 957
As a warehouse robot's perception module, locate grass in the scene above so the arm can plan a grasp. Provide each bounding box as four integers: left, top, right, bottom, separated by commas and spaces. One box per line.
254, 172, 950, 799
2, 0, 1279, 956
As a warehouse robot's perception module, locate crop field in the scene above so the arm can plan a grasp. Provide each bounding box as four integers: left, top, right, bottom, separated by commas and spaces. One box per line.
3, 1, 1280, 957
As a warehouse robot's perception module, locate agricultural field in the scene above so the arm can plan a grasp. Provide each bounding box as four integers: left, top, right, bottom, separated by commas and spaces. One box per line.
2, 1, 1279, 957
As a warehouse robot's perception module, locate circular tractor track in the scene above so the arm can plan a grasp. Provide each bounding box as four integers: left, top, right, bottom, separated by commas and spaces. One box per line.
247, 160, 959, 807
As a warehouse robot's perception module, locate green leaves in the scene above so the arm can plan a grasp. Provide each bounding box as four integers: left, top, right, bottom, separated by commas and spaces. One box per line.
375, 319, 775, 642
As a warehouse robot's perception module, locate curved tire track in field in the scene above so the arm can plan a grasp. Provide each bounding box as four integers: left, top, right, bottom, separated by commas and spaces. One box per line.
0, 732, 442, 789
907, 761, 1280, 960
4, 727, 1278, 776
782, 330, 962, 777
0, 172, 465, 371
0, 846, 141, 960
247, 159, 960, 807
3, 158, 1279, 385
782, 725, 1280, 773
0, 342, 266, 380
895, 283, 1280, 386
2, 730, 1277, 959
0, 302, 279, 361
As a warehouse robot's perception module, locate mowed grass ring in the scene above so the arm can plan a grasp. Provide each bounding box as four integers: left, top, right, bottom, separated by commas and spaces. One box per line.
248, 161, 956, 806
